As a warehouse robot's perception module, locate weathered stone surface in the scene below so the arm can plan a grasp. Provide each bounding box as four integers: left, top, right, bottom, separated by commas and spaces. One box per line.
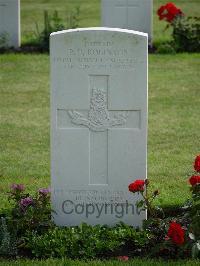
50, 28, 148, 227
101, 0, 152, 42
0, 0, 20, 48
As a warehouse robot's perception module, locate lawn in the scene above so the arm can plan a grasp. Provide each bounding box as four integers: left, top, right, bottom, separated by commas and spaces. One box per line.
0, 0, 200, 265
0, 258, 199, 266
20, 0, 200, 45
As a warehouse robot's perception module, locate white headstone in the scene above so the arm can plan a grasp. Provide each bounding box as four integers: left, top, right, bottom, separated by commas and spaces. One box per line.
51, 27, 147, 227
101, 0, 152, 43
0, 0, 20, 48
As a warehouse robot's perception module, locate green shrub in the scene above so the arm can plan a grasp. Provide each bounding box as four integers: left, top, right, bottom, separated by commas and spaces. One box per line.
7, 186, 52, 237
156, 43, 176, 54
172, 16, 200, 52
0, 184, 150, 259
0, 165, 199, 260
26, 223, 150, 259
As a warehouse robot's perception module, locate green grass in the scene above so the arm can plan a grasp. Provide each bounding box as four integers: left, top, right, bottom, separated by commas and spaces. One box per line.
0, 53, 200, 209
20, 0, 200, 45
0, 54, 50, 209
21, 0, 100, 43
0, 259, 199, 266
148, 53, 200, 207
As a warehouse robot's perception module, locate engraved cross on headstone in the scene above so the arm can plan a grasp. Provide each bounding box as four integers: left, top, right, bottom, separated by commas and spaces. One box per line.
63, 75, 140, 185
115, 0, 139, 28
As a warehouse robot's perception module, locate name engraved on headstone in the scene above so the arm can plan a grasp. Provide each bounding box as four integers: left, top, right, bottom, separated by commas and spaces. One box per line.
53, 38, 143, 70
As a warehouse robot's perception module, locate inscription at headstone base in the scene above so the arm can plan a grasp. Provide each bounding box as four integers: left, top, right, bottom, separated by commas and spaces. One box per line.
51, 27, 148, 227
101, 0, 153, 43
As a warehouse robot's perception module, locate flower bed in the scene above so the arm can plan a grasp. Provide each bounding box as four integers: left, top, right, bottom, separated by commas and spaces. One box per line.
0, 156, 199, 260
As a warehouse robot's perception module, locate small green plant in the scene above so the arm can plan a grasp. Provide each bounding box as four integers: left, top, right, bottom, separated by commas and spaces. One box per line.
35, 8, 80, 52
0, 32, 9, 50
128, 179, 161, 218
35, 10, 65, 52
0, 217, 17, 256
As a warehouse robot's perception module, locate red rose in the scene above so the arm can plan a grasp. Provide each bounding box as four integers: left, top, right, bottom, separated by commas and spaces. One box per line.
194, 155, 200, 172
157, 2, 183, 23
167, 222, 185, 245
117, 256, 129, 261
128, 180, 145, 193
157, 5, 166, 20
189, 175, 200, 186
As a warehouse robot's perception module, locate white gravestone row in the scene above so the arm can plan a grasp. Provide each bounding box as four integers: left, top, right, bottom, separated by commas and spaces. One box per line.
0, 0, 20, 48
101, 0, 153, 43
50, 28, 148, 227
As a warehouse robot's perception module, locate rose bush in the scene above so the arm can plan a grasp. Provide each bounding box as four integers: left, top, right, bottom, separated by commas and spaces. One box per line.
129, 155, 200, 259
128, 179, 160, 218
187, 155, 200, 258
157, 2, 200, 52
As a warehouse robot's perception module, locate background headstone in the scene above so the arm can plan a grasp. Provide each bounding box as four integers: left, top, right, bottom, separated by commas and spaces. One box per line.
101, 0, 152, 43
0, 0, 20, 48
51, 27, 148, 227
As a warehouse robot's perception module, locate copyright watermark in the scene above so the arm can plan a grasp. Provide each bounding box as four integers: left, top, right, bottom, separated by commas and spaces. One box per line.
62, 200, 140, 218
